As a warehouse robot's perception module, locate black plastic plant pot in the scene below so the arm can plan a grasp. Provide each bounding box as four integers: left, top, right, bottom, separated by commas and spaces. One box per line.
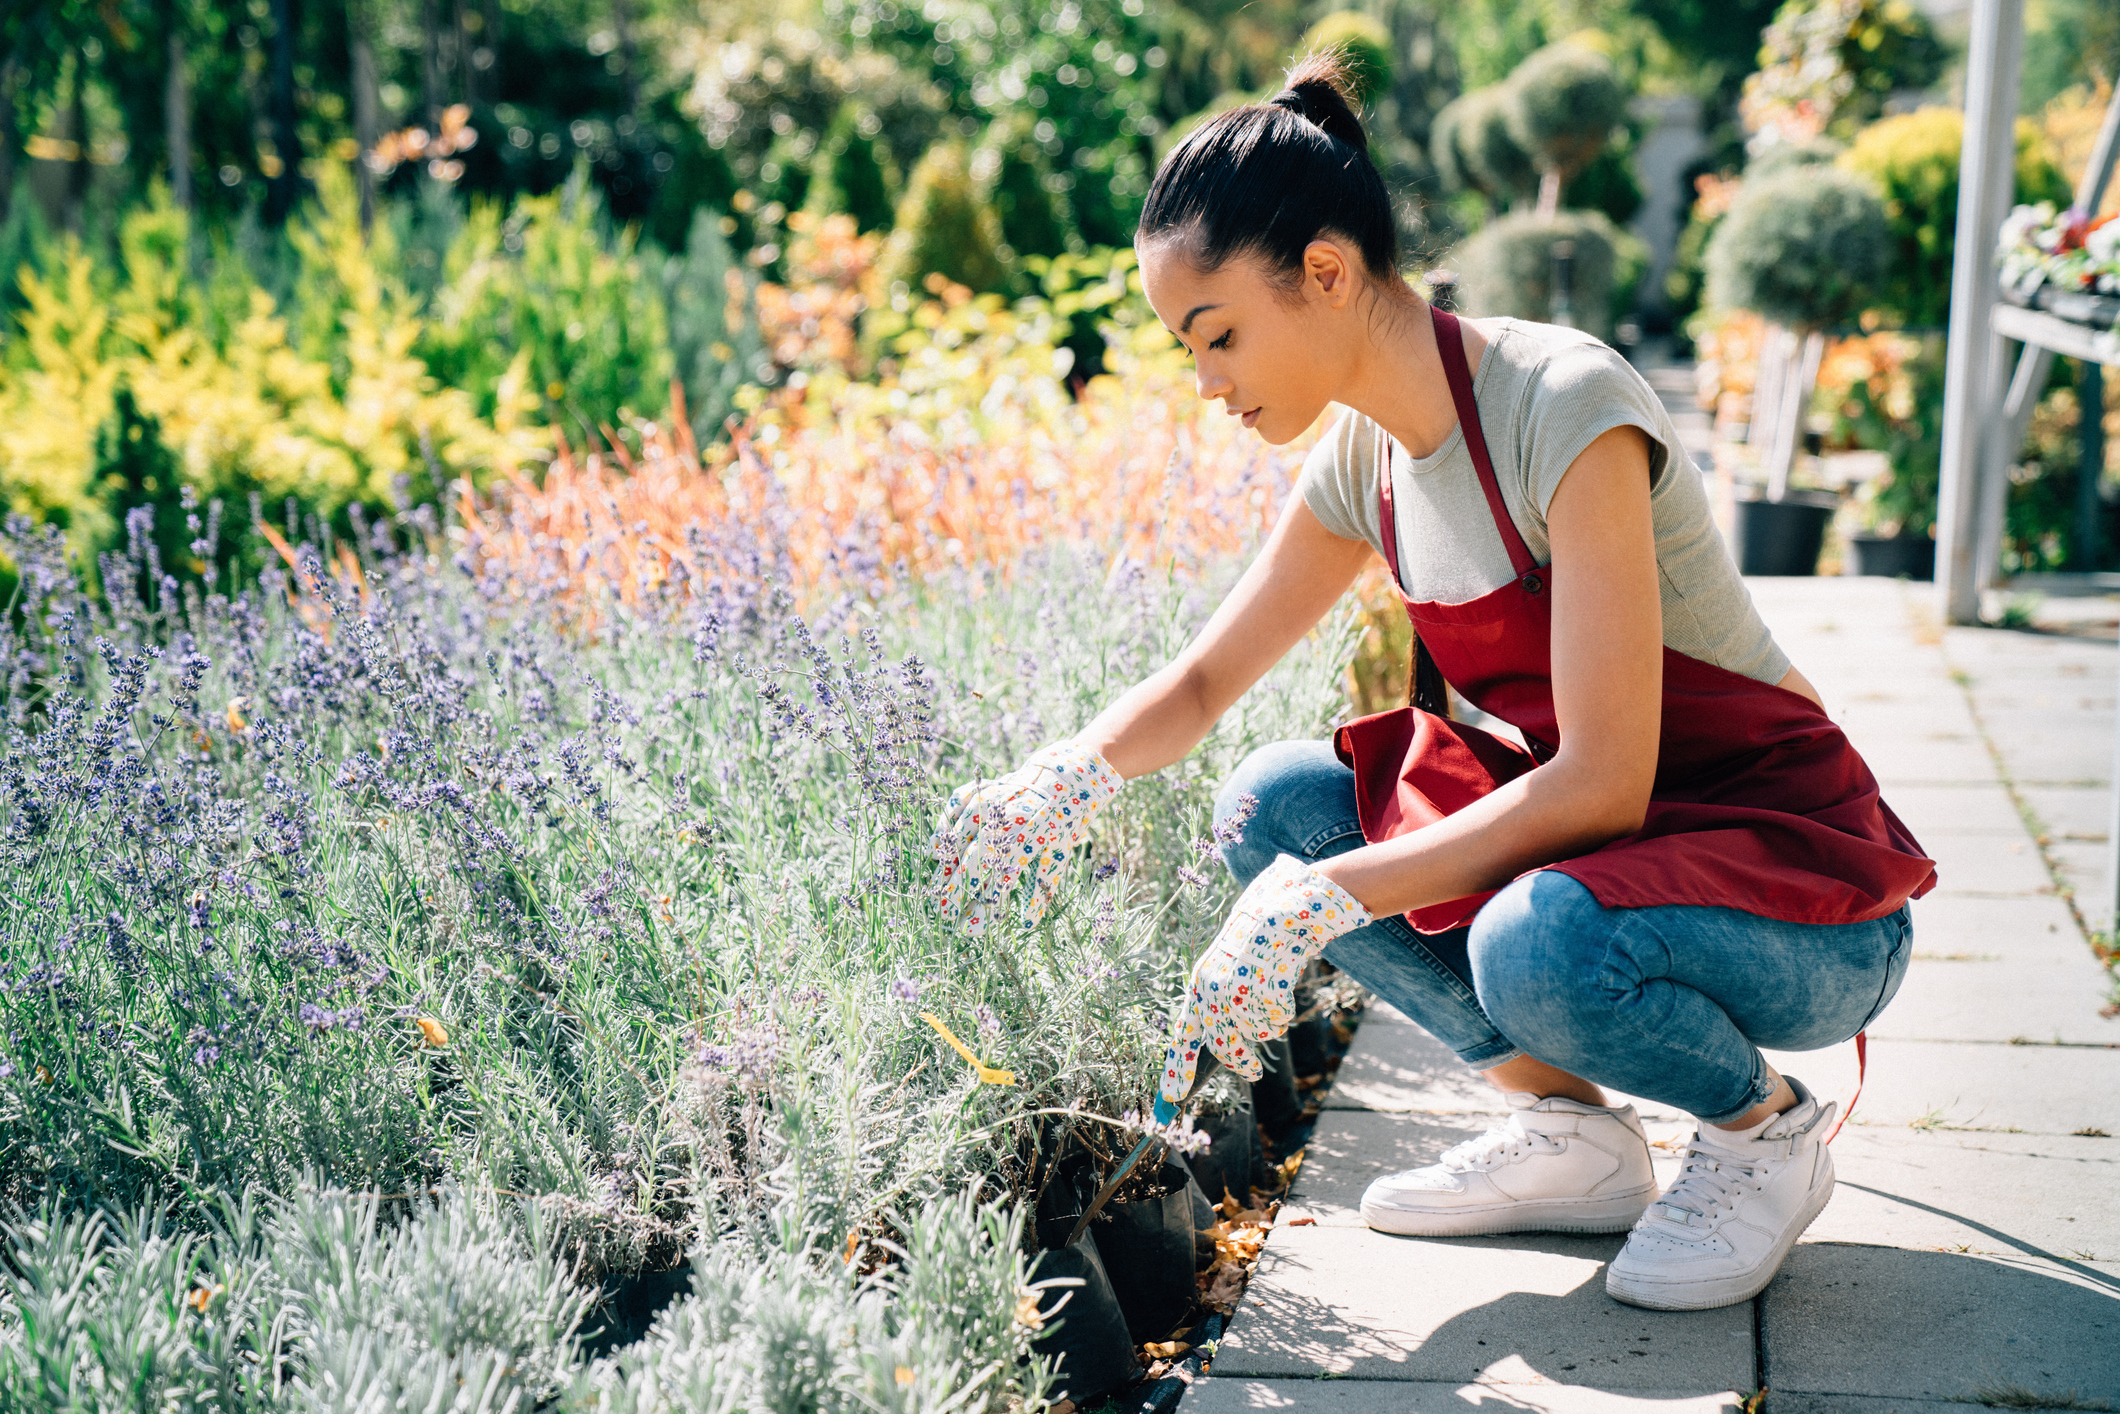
1190, 1105, 1260, 1206
1734, 491, 1838, 576
1250, 1037, 1305, 1135
1029, 1235, 1143, 1400
1094, 1160, 1199, 1343
1288, 1012, 1329, 1076
580, 1263, 694, 1358
1848, 532, 1935, 580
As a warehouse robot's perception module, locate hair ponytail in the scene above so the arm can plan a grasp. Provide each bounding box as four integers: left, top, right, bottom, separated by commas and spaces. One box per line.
1140, 49, 1400, 289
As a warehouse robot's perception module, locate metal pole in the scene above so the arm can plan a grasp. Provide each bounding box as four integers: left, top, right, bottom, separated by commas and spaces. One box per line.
1936, 0, 2027, 624
2076, 360, 2104, 570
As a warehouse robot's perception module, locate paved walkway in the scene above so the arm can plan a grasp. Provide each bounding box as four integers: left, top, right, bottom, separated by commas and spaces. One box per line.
1193, 578, 2120, 1412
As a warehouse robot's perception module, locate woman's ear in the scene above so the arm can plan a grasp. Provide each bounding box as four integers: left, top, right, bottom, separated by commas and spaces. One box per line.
1302, 238, 1357, 310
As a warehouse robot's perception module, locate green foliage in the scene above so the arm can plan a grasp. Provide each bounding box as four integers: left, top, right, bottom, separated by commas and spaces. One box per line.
1505, 44, 1630, 182
804, 108, 900, 238
1704, 165, 1888, 330
421, 170, 673, 435
1433, 87, 1539, 208
1835, 108, 2070, 330
2023, 0, 2120, 114
981, 118, 1076, 264
1450, 208, 1648, 341
877, 143, 1015, 298
1742, 0, 1948, 145
1831, 333, 1948, 535
1299, 13, 1396, 107
659, 211, 765, 447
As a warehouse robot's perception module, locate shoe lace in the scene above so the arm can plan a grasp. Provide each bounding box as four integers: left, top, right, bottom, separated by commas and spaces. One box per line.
1651, 1138, 1760, 1225
1437, 1116, 1564, 1172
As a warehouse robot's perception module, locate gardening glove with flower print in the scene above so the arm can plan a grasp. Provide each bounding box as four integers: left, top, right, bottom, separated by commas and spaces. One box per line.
1158, 852, 1372, 1108
929, 739, 1123, 934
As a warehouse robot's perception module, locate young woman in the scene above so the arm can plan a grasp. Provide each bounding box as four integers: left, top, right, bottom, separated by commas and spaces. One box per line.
928, 54, 1935, 1312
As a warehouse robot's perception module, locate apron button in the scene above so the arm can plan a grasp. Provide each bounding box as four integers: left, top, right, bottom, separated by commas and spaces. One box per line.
1522, 573, 1543, 594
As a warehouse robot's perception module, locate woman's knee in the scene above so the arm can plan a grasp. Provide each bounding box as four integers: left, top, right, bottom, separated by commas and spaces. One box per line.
1213, 739, 1356, 883
1468, 871, 1615, 1046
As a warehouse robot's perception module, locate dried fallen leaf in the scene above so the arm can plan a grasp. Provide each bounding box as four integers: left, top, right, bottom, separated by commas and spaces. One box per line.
1012, 1288, 1044, 1330
1286, 1216, 1317, 1226
1200, 1262, 1246, 1312
1142, 1339, 1191, 1359
415, 1017, 450, 1048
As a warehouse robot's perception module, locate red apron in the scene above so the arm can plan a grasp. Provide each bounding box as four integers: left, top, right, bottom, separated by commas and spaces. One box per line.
1332, 310, 1938, 935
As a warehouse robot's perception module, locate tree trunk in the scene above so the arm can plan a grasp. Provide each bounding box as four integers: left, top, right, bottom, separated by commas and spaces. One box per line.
611, 0, 640, 117
264, 0, 303, 225
349, 0, 379, 232
66, 47, 90, 233
481, 0, 501, 106
0, 48, 18, 225
164, 0, 193, 210
422, 0, 445, 124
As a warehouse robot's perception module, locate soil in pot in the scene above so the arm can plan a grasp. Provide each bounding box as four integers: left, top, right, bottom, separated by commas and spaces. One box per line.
1848, 532, 1935, 580
579, 1263, 694, 1358
1734, 491, 1838, 576
1029, 1234, 1143, 1399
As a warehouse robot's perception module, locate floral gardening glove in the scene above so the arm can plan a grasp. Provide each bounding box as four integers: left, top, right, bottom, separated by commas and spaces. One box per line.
929, 739, 1123, 934
1159, 852, 1373, 1108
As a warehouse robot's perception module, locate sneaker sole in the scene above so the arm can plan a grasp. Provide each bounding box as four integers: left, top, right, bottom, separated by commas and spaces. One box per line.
1604, 1175, 1835, 1312
1361, 1186, 1657, 1238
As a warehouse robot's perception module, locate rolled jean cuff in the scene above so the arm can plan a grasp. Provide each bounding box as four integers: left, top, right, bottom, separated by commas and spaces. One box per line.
1691, 1052, 1780, 1126
1454, 1035, 1525, 1071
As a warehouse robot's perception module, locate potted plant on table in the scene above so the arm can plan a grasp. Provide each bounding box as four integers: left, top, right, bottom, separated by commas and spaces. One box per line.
1706, 165, 1891, 574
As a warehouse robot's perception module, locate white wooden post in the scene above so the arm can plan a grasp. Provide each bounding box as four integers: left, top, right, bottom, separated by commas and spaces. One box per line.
1936, 0, 2027, 624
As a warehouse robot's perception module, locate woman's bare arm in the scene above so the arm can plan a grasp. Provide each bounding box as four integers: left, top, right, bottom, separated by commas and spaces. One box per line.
1309, 424, 1666, 916
1077, 490, 1374, 779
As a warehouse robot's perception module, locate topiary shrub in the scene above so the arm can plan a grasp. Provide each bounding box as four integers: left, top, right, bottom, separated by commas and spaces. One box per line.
1835, 107, 2069, 328
875, 141, 1014, 298
1704, 166, 1889, 331
1432, 85, 1539, 209
1450, 208, 1647, 342
1298, 13, 1395, 107
1504, 44, 1629, 191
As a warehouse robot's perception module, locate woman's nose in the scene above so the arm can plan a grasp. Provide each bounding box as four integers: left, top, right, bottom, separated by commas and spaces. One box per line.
1195, 362, 1231, 401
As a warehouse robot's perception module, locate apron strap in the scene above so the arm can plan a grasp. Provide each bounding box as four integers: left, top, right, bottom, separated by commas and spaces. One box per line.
1376, 428, 1450, 715
1823, 1030, 1866, 1144
1433, 309, 1540, 584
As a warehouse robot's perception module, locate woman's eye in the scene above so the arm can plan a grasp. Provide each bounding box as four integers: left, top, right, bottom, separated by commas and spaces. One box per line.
1208, 330, 1232, 351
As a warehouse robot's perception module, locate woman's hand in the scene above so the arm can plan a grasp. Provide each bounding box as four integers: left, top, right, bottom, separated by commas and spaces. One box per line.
1159, 852, 1372, 1106
929, 740, 1122, 934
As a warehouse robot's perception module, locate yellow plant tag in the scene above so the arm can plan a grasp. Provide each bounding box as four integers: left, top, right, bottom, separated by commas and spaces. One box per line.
920, 1012, 1015, 1085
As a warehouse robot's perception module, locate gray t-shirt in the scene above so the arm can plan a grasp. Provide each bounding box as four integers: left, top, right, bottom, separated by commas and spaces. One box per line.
1298, 316, 1790, 685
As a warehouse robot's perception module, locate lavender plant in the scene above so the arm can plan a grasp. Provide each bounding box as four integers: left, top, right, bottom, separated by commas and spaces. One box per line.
0, 464, 1358, 1389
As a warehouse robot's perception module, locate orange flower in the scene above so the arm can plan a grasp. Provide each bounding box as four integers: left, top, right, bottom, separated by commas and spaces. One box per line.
416, 1017, 450, 1049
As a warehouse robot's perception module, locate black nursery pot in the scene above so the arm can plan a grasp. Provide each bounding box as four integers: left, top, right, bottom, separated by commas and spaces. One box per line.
1733, 491, 1838, 576
1250, 1037, 1305, 1135
1288, 1012, 1329, 1076
1848, 532, 1935, 581
1189, 1103, 1263, 1206
1030, 1235, 1144, 1400
1093, 1160, 1199, 1343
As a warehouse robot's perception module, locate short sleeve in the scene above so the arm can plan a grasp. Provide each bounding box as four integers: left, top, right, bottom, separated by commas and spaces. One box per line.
1297, 407, 1382, 550
1518, 344, 1676, 518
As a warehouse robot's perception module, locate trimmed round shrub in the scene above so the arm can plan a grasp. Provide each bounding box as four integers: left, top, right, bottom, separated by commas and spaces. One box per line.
875, 141, 1013, 297
1835, 107, 2068, 328
1299, 12, 1395, 107
1504, 43, 1627, 181
1704, 166, 1889, 331
1450, 209, 1647, 342
1745, 136, 1845, 181
1433, 86, 1537, 205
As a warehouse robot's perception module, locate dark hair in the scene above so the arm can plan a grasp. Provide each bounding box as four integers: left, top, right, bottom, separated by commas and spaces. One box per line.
1138, 51, 1400, 288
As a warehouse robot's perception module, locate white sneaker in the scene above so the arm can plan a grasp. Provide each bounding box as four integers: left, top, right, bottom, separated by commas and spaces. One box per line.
1606, 1077, 1837, 1311
1360, 1092, 1657, 1237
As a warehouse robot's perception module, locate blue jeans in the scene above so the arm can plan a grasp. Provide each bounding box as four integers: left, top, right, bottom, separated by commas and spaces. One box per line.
1213, 739, 1912, 1124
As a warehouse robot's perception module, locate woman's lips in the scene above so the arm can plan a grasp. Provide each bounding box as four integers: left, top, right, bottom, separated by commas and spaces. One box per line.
1239, 407, 1261, 428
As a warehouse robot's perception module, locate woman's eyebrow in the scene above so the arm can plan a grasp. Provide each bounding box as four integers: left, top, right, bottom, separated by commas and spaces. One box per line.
1179, 303, 1222, 334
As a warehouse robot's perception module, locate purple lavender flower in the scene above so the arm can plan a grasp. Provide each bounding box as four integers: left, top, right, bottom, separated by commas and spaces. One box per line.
973, 1004, 999, 1038
889, 978, 922, 1004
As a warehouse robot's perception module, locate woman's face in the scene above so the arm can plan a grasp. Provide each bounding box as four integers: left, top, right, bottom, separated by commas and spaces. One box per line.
1136, 236, 1356, 446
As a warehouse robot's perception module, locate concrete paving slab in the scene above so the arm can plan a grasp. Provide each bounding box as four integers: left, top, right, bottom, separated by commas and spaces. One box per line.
1187, 1381, 1744, 1413
1917, 833, 2051, 897
1901, 894, 2083, 957
1323, 1011, 1514, 1117
1779, 1038, 2120, 1137
1759, 1244, 2120, 1403
1803, 1127, 2120, 1257
1866, 954, 2118, 1046
2015, 785, 2107, 840
1873, 784, 2024, 836
1839, 738, 1999, 787
1207, 1224, 1755, 1388
1763, 1397, 2017, 1414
